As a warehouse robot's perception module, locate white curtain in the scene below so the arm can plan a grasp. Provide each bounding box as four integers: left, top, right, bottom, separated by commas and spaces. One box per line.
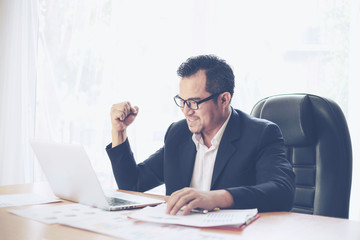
0, 0, 38, 185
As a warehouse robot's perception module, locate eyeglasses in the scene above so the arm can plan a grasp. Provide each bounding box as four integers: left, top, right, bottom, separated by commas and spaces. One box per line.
173, 92, 223, 110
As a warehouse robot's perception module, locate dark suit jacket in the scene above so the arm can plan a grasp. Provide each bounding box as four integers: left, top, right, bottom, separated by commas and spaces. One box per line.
106, 108, 295, 212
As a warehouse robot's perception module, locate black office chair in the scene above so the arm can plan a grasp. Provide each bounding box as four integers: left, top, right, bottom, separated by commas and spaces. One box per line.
250, 93, 352, 218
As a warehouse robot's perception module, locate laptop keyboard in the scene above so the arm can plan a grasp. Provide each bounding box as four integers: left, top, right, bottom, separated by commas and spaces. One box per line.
106, 197, 137, 206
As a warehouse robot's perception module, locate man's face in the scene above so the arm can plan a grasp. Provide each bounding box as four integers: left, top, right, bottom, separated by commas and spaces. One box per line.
178, 70, 223, 136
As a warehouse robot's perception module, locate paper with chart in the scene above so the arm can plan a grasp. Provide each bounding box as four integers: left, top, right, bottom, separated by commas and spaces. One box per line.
8, 203, 240, 240
129, 203, 258, 227
8, 203, 125, 224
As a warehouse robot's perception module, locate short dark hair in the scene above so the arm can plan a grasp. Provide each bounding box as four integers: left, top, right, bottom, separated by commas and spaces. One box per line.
177, 55, 235, 97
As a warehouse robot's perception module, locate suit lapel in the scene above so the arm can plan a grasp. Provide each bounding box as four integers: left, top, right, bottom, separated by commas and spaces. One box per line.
178, 136, 196, 188
211, 109, 242, 188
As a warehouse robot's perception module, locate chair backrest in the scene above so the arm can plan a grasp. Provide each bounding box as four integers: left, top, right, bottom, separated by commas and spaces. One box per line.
250, 93, 352, 218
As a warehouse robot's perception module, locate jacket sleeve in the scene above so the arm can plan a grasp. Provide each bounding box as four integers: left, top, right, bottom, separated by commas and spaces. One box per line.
225, 123, 295, 212
106, 139, 165, 192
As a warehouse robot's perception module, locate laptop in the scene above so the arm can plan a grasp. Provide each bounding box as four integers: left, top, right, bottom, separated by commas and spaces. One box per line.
30, 140, 164, 211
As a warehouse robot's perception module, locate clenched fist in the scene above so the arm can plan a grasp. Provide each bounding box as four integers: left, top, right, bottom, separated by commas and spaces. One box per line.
110, 101, 139, 147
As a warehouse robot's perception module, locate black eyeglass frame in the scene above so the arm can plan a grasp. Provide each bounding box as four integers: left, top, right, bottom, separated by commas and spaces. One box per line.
173, 92, 223, 110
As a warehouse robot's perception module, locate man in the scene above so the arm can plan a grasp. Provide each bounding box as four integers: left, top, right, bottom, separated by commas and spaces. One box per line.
106, 55, 295, 215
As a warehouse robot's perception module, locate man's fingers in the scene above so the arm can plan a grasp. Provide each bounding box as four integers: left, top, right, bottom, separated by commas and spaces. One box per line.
115, 111, 125, 121
111, 102, 138, 122
181, 199, 201, 216
120, 111, 126, 120
126, 106, 139, 119
131, 106, 139, 115
112, 109, 126, 122
166, 188, 198, 215
165, 188, 186, 213
169, 194, 191, 215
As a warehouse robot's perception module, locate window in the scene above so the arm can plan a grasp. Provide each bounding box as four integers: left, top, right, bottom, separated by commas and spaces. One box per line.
35, 0, 360, 219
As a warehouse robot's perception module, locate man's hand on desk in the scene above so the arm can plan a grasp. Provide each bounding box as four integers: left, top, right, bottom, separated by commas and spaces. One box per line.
165, 187, 234, 216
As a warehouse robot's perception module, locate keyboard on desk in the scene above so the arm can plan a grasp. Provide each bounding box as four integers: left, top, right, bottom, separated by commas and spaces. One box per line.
106, 197, 137, 206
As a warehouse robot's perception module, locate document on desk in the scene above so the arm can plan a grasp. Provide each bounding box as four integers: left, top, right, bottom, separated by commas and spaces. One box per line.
129, 203, 258, 228
9, 203, 242, 240
0, 193, 60, 208
9, 203, 123, 224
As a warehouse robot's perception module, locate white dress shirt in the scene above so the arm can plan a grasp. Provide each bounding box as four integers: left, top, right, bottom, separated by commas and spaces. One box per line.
190, 111, 232, 191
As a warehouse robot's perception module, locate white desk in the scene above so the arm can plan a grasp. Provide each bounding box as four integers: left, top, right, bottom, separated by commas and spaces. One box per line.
1, 182, 360, 240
